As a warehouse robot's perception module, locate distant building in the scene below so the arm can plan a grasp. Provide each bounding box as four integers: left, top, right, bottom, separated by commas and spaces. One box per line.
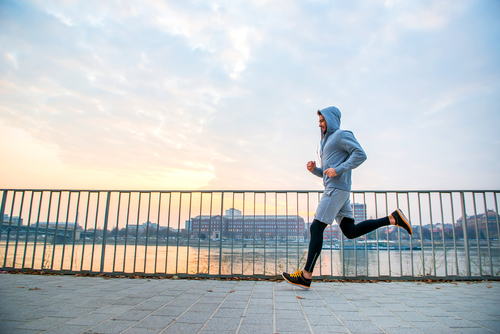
353, 203, 367, 223
323, 224, 341, 241
3, 214, 23, 226
187, 208, 306, 241
456, 210, 499, 239
127, 221, 158, 233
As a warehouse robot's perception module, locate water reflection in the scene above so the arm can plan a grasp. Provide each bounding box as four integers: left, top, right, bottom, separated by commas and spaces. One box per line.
1, 241, 498, 277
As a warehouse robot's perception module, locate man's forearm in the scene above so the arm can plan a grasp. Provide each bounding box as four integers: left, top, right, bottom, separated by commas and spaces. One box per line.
312, 167, 323, 178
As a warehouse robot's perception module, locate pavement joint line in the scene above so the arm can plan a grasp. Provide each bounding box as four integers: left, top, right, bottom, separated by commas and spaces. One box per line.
350, 281, 497, 333
158, 280, 224, 334
1, 275, 132, 323
293, 284, 314, 334
312, 284, 351, 334
326, 281, 387, 333
196, 280, 241, 334
234, 280, 256, 334
82, 278, 215, 334
350, 281, 429, 331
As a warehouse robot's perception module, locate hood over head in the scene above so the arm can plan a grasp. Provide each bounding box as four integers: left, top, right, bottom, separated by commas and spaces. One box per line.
319, 106, 341, 137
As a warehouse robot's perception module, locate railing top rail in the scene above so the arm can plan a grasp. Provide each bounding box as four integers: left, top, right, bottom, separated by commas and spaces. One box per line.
1, 189, 499, 193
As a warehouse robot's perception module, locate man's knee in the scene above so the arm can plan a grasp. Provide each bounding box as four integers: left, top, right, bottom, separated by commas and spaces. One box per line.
340, 217, 356, 239
310, 219, 327, 237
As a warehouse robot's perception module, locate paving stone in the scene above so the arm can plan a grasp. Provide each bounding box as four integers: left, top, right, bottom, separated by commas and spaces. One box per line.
89, 319, 137, 333
175, 311, 212, 323
381, 303, 414, 312
323, 302, 357, 312
115, 297, 150, 306
1, 329, 41, 334
310, 325, 349, 333
302, 307, 333, 316
188, 303, 220, 312
98, 305, 133, 314
436, 304, 471, 312
477, 308, 500, 317
197, 297, 225, 304
162, 322, 204, 333
275, 318, 309, 332
402, 298, 433, 307
212, 308, 246, 318
240, 313, 273, 325
67, 311, 113, 326
42, 323, 91, 334
469, 320, 500, 332
248, 298, 273, 306
275, 301, 301, 310
133, 315, 176, 329
135, 299, 173, 308
413, 306, 454, 317
113, 309, 154, 321
368, 316, 412, 328
238, 324, 274, 334
202, 317, 241, 331
52, 306, 96, 319
123, 326, 162, 334
15, 316, 69, 331
162, 299, 195, 307
342, 320, 385, 333
219, 301, 247, 309
0, 320, 27, 331
384, 328, 426, 334
451, 311, 497, 321
152, 306, 187, 317
453, 328, 499, 334
275, 296, 300, 303
393, 311, 431, 322
306, 314, 341, 326
370, 296, 397, 304
358, 306, 393, 317
7, 310, 57, 322
407, 320, 459, 334
334, 311, 369, 321
436, 317, 481, 328
275, 309, 305, 319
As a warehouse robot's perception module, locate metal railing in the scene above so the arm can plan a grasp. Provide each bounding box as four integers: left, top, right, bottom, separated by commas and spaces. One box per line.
1, 189, 499, 279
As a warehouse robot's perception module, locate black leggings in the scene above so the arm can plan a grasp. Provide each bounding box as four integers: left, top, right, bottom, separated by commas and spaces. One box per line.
304, 217, 390, 272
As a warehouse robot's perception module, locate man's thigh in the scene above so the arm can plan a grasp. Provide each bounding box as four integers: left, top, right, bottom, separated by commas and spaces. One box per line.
314, 188, 350, 225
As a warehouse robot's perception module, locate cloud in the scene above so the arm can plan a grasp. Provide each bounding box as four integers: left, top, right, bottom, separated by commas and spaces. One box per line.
0, 0, 499, 191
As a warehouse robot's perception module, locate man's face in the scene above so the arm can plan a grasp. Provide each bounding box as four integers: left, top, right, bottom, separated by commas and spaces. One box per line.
319, 115, 327, 134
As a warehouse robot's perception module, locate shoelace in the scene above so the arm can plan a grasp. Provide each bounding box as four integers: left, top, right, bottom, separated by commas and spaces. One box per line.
290, 270, 303, 278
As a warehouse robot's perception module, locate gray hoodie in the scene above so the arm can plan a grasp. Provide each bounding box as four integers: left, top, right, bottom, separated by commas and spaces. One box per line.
312, 106, 367, 191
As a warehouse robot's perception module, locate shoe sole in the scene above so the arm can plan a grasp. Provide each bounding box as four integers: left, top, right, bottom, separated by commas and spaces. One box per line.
396, 209, 413, 235
282, 274, 310, 290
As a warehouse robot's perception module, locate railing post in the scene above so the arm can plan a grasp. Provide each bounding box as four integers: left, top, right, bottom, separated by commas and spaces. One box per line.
219, 192, 224, 277
460, 192, 471, 278
100, 191, 111, 273
0, 190, 7, 243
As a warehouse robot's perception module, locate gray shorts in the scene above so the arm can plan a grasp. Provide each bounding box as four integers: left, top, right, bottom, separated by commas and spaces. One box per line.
314, 188, 354, 225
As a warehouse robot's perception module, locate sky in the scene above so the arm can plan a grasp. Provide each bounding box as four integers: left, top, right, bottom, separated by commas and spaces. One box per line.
1, 0, 499, 192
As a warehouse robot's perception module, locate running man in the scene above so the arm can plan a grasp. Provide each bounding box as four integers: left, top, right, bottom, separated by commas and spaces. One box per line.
282, 106, 412, 289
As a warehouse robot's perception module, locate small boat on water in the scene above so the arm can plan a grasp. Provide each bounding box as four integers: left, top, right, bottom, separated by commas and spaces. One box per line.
322, 240, 421, 251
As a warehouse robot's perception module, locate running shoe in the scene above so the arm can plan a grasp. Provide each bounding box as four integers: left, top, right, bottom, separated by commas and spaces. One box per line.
392, 209, 413, 235
282, 270, 311, 290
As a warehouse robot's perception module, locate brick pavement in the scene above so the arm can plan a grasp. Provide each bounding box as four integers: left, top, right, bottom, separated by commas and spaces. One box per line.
0, 273, 499, 334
